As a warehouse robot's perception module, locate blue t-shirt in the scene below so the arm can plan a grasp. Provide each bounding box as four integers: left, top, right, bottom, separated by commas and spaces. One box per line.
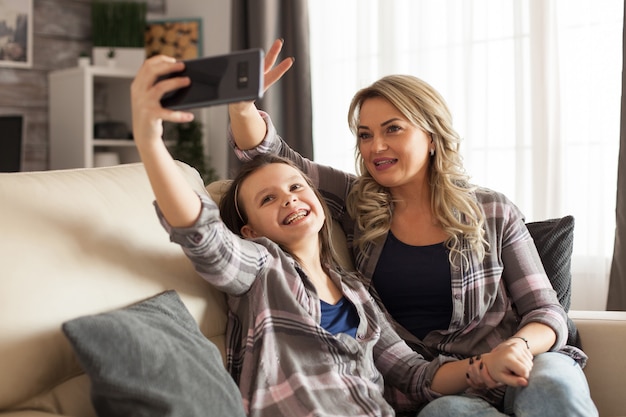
320, 296, 359, 338
373, 232, 452, 340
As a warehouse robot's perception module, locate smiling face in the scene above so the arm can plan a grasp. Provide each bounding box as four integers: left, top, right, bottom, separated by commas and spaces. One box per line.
237, 162, 326, 252
356, 97, 434, 189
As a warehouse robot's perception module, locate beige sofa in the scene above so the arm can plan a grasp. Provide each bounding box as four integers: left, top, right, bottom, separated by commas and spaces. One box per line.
1, 162, 625, 417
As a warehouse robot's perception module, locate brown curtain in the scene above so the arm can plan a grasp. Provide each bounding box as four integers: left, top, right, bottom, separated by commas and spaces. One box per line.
607, 1, 626, 311
229, 0, 312, 176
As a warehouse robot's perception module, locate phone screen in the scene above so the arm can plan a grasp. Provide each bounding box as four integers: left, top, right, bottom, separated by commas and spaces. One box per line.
159, 48, 264, 110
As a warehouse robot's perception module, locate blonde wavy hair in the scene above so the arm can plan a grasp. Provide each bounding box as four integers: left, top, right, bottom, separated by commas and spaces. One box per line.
346, 75, 488, 265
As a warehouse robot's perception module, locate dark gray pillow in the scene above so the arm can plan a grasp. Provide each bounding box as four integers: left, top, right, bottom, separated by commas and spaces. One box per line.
62, 290, 245, 417
526, 215, 574, 310
526, 215, 579, 347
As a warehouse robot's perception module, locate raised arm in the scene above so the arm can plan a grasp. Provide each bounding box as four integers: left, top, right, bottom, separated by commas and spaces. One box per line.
130, 55, 201, 227
228, 39, 294, 150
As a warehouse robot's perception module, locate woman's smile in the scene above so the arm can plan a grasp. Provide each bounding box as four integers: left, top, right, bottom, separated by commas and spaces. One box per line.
372, 157, 398, 171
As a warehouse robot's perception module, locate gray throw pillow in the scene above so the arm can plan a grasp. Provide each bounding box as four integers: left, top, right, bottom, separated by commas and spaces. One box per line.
62, 290, 245, 417
526, 215, 579, 347
526, 216, 575, 310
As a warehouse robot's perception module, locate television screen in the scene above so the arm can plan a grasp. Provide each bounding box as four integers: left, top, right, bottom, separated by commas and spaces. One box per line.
0, 115, 23, 172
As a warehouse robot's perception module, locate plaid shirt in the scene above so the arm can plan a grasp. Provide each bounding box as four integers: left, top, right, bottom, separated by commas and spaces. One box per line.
230, 111, 588, 407
156, 194, 456, 417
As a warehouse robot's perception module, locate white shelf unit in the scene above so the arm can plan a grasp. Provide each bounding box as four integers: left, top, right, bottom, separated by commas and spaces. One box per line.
49, 65, 138, 169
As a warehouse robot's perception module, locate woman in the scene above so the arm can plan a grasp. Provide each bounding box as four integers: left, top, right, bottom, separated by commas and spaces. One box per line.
130, 53, 529, 417
227, 39, 598, 417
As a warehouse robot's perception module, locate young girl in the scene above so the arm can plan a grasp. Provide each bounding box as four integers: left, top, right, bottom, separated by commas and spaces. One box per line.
130, 54, 532, 417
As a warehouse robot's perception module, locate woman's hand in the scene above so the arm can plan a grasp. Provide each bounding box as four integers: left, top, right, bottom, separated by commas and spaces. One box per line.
130, 55, 194, 149
262, 38, 295, 92
466, 340, 534, 389
229, 38, 294, 114
227, 39, 293, 150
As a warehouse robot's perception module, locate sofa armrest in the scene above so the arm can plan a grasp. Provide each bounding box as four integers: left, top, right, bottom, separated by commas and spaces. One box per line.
569, 310, 626, 417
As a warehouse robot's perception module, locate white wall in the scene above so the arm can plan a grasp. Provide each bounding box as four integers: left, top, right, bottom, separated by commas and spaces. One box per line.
160, 0, 232, 179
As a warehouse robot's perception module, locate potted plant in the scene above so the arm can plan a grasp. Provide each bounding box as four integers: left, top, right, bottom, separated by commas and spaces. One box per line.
77, 51, 90, 67
106, 48, 116, 66
165, 120, 219, 185
91, 1, 147, 70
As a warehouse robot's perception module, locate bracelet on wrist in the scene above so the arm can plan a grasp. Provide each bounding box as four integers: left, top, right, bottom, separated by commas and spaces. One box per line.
509, 336, 530, 349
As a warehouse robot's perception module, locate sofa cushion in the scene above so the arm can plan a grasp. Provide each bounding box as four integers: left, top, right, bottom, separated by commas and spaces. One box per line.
526, 215, 579, 346
0, 162, 228, 413
62, 290, 244, 417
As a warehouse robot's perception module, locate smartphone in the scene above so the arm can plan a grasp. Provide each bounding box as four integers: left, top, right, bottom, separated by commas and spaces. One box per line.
159, 48, 264, 110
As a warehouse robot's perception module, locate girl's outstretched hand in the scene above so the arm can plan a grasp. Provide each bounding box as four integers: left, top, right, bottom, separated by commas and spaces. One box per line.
130, 55, 194, 148
130, 55, 202, 228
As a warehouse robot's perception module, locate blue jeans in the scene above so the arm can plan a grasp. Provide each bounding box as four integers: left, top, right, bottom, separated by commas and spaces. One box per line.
417, 352, 598, 417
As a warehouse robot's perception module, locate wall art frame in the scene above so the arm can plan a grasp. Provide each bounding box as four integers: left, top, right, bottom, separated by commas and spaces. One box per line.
0, 0, 33, 68
145, 17, 203, 61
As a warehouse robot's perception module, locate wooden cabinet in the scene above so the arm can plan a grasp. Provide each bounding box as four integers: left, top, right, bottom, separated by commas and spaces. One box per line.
49, 65, 138, 169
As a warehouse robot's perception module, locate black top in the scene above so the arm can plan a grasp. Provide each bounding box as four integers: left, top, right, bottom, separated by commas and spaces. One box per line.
373, 232, 452, 340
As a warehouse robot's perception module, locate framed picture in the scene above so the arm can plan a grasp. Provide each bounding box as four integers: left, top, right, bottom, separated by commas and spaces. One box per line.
0, 0, 33, 68
145, 18, 203, 60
